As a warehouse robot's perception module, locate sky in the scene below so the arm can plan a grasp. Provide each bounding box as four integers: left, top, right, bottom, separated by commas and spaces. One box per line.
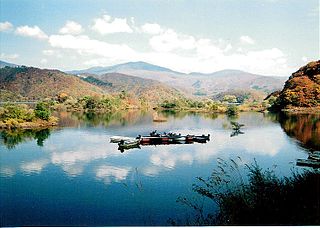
0, 0, 318, 76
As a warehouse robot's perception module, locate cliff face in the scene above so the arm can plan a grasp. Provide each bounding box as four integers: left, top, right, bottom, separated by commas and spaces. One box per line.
275, 60, 320, 108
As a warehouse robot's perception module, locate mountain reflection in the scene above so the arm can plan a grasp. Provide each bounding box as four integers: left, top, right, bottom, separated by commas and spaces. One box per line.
278, 113, 320, 151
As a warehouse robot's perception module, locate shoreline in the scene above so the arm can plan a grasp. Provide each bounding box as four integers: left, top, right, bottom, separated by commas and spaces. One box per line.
0, 118, 58, 130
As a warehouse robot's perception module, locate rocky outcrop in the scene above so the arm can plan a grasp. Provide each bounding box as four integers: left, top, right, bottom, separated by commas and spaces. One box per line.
272, 60, 320, 109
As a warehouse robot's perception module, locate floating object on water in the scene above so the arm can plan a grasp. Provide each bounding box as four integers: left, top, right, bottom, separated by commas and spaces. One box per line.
110, 131, 210, 151
118, 139, 140, 148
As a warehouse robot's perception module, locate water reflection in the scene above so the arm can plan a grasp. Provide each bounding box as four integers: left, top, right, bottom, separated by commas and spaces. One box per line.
0, 128, 51, 149
277, 113, 320, 151
56, 110, 149, 128
0, 111, 316, 226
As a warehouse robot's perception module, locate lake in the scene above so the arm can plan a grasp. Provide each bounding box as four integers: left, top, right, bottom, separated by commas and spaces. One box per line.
0, 111, 319, 226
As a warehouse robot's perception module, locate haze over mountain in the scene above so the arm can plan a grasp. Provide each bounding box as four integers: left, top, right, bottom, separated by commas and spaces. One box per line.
0, 60, 19, 68
69, 61, 288, 96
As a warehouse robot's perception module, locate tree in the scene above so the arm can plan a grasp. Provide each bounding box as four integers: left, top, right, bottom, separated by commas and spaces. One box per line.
34, 102, 51, 120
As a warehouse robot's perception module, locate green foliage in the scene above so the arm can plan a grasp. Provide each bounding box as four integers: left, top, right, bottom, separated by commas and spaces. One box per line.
226, 105, 239, 117
34, 102, 51, 120
0, 103, 35, 121
161, 100, 177, 109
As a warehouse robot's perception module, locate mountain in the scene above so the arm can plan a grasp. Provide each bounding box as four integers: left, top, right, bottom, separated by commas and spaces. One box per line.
272, 60, 320, 109
81, 73, 183, 104
68, 61, 181, 75
69, 62, 287, 97
0, 65, 182, 104
0, 66, 104, 100
0, 60, 19, 68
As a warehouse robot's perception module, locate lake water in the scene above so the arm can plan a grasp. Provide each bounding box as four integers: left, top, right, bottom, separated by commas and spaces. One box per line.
0, 111, 319, 226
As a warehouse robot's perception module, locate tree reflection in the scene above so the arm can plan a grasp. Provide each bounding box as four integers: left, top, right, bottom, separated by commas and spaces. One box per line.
278, 113, 320, 151
0, 128, 51, 149
172, 158, 320, 225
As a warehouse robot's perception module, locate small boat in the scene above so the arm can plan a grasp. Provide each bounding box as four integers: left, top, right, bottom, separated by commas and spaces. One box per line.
110, 136, 136, 143
118, 139, 140, 148
296, 158, 320, 168
193, 134, 210, 143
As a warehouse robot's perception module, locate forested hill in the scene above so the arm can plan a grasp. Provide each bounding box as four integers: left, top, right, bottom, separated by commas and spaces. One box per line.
271, 60, 320, 109
0, 66, 104, 100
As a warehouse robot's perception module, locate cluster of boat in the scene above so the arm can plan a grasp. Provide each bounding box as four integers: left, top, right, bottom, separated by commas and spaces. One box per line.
110, 130, 210, 151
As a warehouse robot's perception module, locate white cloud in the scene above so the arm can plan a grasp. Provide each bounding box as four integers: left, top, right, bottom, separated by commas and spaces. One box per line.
141, 23, 163, 34
45, 17, 292, 75
0, 21, 13, 32
59, 20, 83, 35
49, 34, 136, 60
149, 29, 196, 52
91, 14, 133, 34
15, 25, 48, 40
1, 53, 19, 60
240, 35, 255, 45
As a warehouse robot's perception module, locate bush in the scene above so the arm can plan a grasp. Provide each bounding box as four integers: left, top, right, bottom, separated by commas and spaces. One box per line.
34, 102, 51, 120
226, 105, 239, 116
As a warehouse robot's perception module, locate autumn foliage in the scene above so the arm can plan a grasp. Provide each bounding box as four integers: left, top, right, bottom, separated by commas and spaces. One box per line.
273, 60, 320, 109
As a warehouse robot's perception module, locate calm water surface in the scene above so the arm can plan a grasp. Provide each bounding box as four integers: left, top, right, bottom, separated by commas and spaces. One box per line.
0, 111, 319, 226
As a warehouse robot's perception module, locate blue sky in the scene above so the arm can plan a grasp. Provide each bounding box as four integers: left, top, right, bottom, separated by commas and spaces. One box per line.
0, 0, 318, 75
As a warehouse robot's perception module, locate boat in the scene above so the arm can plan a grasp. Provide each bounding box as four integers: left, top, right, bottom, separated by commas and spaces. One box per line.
193, 134, 210, 143
110, 136, 136, 143
118, 138, 140, 148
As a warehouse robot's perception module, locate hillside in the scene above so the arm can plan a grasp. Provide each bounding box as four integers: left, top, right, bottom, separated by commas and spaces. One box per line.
272, 60, 320, 109
84, 73, 184, 104
0, 66, 104, 100
70, 62, 287, 97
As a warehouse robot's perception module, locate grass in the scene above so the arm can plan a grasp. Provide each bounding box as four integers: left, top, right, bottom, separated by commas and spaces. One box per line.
172, 158, 320, 225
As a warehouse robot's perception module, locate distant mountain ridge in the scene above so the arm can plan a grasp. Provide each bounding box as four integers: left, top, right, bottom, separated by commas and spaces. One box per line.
69, 61, 287, 97
68, 61, 181, 75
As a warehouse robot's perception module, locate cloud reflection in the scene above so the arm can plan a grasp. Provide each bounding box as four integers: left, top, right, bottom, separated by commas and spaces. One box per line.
95, 165, 131, 185
20, 159, 49, 174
